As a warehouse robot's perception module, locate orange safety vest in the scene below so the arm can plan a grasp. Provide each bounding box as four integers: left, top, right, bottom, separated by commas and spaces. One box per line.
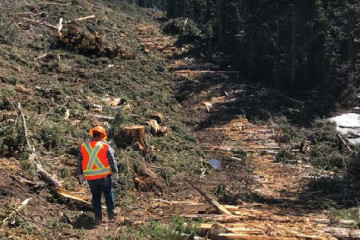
80, 140, 111, 180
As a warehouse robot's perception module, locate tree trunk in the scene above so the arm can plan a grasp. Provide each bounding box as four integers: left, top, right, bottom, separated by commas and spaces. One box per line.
217, 0, 222, 46
347, 13, 355, 73
273, 5, 280, 85
290, 3, 297, 85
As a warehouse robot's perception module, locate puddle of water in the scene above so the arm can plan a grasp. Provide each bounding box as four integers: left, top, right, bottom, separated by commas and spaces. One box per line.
208, 159, 221, 169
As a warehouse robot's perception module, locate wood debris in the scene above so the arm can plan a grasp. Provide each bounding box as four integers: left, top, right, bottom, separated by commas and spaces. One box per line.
15, 84, 32, 94
7, 100, 93, 210
23, 17, 58, 30
193, 185, 233, 215
148, 119, 168, 137
149, 113, 164, 123
1, 198, 32, 228
134, 162, 162, 192
64, 15, 96, 24
152, 199, 341, 239
193, 96, 226, 112
57, 24, 129, 58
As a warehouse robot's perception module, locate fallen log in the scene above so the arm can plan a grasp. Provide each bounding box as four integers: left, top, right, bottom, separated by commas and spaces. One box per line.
193, 186, 233, 215
180, 213, 296, 224
228, 228, 264, 235
65, 15, 96, 24
38, 2, 71, 6
91, 114, 115, 121
8, 100, 92, 209
324, 227, 360, 239
163, 203, 239, 214
23, 18, 58, 30
337, 133, 352, 153
217, 233, 291, 240
57, 188, 92, 209
313, 218, 357, 226
163, 203, 215, 214
1, 198, 32, 228
181, 214, 243, 223
9, 175, 42, 187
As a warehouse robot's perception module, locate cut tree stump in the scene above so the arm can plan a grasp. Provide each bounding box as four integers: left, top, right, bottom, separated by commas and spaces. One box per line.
119, 125, 148, 152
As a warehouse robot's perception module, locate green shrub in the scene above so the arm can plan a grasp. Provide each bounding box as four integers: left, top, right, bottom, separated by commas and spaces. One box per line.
0, 122, 25, 156
0, 15, 19, 45
306, 119, 344, 169
163, 18, 200, 36
275, 150, 294, 163
233, 149, 247, 159
37, 123, 65, 151
310, 118, 339, 148
276, 116, 304, 143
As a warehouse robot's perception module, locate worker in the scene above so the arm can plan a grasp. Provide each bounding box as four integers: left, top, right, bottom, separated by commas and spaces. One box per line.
77, 126, 119, 225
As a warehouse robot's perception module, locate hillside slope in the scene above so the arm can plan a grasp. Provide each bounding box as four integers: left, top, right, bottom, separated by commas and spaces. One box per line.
0, 1, 204, 239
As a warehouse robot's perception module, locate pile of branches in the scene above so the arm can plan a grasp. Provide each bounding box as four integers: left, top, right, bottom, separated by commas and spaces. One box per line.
162, 17, 200, 36
57, 24, 123, 58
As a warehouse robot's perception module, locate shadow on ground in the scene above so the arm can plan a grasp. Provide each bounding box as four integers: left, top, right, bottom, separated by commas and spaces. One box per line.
72, 213, 96, 229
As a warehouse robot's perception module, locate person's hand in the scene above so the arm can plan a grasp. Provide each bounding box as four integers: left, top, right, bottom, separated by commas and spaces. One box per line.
111, 173, 119, 182
79, 175, 86, 185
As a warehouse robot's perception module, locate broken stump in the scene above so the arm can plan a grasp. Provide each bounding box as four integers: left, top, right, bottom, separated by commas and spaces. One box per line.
148, 119, 168, 137
149, 113, 164, 123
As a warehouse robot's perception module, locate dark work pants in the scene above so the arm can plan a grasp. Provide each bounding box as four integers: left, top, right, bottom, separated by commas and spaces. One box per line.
87, 175, 115, 221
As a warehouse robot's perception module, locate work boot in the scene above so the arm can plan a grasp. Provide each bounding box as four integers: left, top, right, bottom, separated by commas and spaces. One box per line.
94, 218, 102, 226
108, 212, 115, 220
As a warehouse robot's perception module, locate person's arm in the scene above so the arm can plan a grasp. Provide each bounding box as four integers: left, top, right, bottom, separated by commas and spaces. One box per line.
107, 145, 118, 173
77, 150, 83, 175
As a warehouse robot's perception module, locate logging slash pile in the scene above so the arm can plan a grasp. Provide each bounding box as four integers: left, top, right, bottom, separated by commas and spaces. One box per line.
57, 24, 134, 59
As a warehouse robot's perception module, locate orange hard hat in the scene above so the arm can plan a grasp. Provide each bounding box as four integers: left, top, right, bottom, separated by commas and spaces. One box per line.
89, 126, 107, 140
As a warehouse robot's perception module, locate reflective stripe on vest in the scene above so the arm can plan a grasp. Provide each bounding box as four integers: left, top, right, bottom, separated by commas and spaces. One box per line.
82, 141, 111, 177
